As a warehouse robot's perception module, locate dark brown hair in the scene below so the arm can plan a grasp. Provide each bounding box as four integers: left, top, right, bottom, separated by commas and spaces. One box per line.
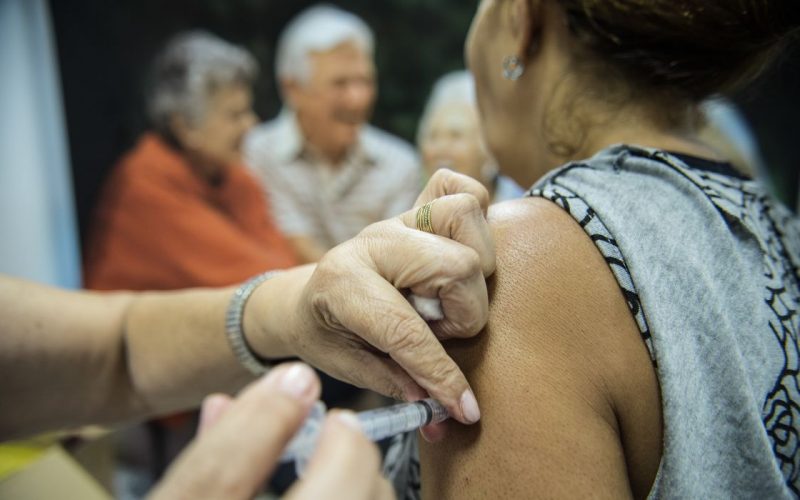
558, 0, 800, 101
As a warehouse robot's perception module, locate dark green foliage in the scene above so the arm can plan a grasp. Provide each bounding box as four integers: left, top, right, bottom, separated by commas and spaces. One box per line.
50, 0, 799, 228
121, 0, 480, 142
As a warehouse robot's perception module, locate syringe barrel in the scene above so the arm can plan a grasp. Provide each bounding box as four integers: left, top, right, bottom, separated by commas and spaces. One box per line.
357, 399, 449, 441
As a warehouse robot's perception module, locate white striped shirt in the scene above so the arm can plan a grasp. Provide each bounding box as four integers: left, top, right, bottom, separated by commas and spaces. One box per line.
245, 110, 421, 249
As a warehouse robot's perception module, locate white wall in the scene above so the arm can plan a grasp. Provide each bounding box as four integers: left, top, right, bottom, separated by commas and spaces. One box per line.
0, 0, 81, 288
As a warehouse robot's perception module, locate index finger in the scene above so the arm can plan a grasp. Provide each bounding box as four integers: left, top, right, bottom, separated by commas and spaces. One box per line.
402, 192, 495, 277
415, 168, 491, 215
327, 271, 481, 425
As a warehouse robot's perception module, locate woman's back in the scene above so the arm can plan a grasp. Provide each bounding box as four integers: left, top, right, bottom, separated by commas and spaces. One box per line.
532, 146, 800, 496
408, 147, 800, 498
409, 0, 800, 496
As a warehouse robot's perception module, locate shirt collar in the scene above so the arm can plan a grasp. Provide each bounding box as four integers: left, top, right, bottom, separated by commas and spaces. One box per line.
273, 108, 377, 168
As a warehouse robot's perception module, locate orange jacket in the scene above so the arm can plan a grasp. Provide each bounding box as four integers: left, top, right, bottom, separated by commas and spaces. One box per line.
84, 133, 298, 290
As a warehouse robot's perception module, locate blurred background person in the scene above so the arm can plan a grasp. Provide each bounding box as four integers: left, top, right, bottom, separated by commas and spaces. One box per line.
245, 4, 421, 265
245, 8, 421, 491
418, 70, 523, 204
84, 31, 297, 291
698, 97, 772, 187
82, 31, 298, 498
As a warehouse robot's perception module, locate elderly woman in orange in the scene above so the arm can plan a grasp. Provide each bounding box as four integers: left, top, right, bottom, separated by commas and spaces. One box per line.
84, 31, 297, 291
83, 30, 299, 493
417, 70, 523, 204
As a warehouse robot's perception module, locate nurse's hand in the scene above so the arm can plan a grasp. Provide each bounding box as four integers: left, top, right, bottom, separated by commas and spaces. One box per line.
252, 170, 495, 427
149, 363, 392, 500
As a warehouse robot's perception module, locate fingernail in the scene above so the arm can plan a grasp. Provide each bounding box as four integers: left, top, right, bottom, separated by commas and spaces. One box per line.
265, 363, 315, 400
460, 389, 481, 424
332, 410, 363, 433
419, 425, 438, 443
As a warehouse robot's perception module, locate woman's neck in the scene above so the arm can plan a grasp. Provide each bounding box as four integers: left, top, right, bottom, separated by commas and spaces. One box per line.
580, 126, 723, 164
550, 103, 724, 172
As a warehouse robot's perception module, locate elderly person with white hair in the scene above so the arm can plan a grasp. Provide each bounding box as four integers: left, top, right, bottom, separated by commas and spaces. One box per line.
418, 71, 523, 204
245, 4, 421, 264
85, 31, 298, 291
83, 30, 299, 493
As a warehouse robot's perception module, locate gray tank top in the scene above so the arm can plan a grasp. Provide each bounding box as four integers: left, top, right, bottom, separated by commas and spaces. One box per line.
388, 145, 800, 498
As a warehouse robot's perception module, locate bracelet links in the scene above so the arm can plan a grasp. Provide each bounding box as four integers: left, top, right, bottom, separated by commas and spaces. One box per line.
225, 270, 283, 375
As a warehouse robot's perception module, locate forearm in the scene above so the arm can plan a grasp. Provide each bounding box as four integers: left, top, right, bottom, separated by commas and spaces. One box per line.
0, 269, 310, 440
121, 288, 253, 417
124, 266, 316, 412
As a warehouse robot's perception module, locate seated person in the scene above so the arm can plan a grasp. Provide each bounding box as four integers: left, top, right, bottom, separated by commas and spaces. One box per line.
245, 4, 421, 264
417, 70, 523, 204
85, 31, 297, 291
386, 0, 800, 497
83, 30, 298, 494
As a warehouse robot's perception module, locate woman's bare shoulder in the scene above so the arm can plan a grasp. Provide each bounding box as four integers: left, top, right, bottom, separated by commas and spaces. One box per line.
421, 196, 661, 499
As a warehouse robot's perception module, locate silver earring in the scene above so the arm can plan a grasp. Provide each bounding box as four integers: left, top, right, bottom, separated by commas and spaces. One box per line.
502, 55, 525, 81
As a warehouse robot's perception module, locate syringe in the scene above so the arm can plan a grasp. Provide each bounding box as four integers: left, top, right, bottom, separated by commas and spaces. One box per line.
280, 398, 449, 474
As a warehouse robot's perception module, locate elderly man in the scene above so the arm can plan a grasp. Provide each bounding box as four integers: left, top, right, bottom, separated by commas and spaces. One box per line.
246, 4, 421, 263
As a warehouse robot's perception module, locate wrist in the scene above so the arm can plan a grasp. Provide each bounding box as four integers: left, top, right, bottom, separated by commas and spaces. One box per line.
242, 265, 315, 361
226, 271, 283, 375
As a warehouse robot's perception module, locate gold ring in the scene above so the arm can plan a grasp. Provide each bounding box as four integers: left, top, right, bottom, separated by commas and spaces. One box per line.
415, 200, 436, 234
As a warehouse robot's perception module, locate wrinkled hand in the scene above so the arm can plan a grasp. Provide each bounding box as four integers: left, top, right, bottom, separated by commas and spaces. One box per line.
149, 363, 392, 500
289, 169, 495, 426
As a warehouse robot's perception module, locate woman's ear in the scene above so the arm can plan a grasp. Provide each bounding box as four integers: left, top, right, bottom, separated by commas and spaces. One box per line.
509, 0, 543, 62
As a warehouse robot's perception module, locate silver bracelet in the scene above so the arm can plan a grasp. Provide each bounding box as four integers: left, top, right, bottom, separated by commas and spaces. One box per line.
225, 270, 283, 375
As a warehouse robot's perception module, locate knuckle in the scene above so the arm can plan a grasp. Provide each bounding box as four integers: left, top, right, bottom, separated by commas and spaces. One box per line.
426, 358, 460, 387
431, 167, 455, 186
358, 219, 387, 239
433, 321, 464, 341
464, 247, 482, 272
443, 173, 489, 205
383, 315, 429, 354
447, 247, 482, 279
316, 244, 353, 278
453, 192, 482, 216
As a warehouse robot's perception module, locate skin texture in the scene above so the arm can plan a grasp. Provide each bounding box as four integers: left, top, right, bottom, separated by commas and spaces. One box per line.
421, 199, 662, 498
0, 170, 493, 443
420, 0, 729, 497
170, 82, 258, 182
0, 170, 493, 496
247, 175, 496, 424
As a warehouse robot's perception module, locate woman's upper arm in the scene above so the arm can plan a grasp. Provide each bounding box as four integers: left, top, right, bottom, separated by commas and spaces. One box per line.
420, 197, 662, 499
